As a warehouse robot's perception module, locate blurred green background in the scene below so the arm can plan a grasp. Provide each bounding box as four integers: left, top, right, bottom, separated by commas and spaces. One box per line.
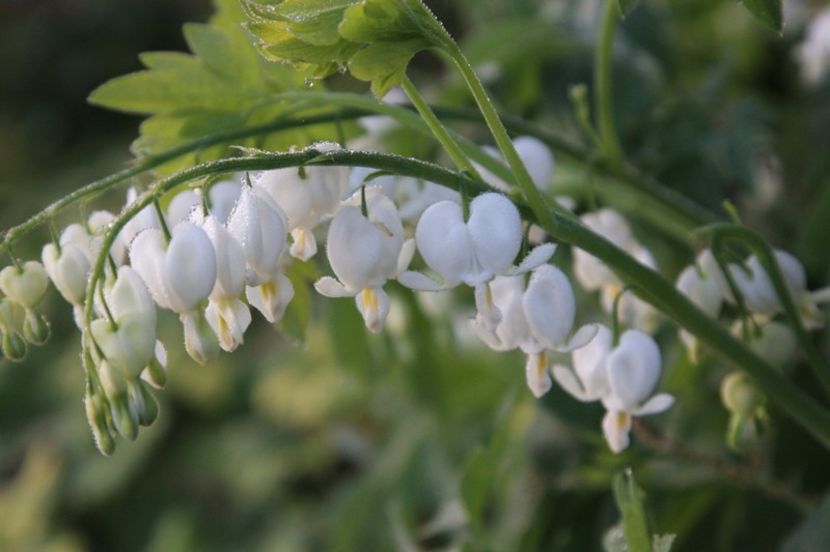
2, 0, 830, 550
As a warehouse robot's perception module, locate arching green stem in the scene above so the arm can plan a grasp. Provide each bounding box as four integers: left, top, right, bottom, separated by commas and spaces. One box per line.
0, 97, 716, 257
82, 149, 830, 449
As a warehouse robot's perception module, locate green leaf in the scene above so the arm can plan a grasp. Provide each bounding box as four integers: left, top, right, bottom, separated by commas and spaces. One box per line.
244, 0, 446, 96
741, 0, 783, 33
87, 0, 336, 174
612, 469, 652, 552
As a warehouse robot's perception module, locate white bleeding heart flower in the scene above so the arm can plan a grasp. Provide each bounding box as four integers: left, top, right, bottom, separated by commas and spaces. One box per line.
87, 210, 129, 266
254, 151, 348, 261
400, 192, 555, 331
130, 222, 218, 364
90, 266, 157, 380
0, 261, 49, 309
130, 222, 216, 314
314, 193, 413, 333
573, 209, 638, 291
474, 136, 555, 192
573, 209, 659, 332
552, 324, 613, 402
226, 186, 294, 323
728, 249, 827, 329
472, 265, 598, 398
42, 240, 90, 306
167, 189, 201, 227
227, 186, 287, 286
601, 330, 675, 453
198, 214, 251, 352
209, 180, 242, 224
119, 187, 162, 251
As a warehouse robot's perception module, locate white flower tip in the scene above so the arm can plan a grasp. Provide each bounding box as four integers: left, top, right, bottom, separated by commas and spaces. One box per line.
290, 228, 317, 261
525, 353, 552, 398
314, 276, 352, 298
356, 288, 390, 334
397, 271, 445, 292
602, 410, 632, 454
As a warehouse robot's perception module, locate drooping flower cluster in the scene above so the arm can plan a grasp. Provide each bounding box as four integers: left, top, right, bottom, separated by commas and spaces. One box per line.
2, 140, 682, 456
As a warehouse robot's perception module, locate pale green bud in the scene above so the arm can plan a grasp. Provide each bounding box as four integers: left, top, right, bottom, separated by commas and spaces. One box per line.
720, 371, 766, 451
129, 380, 158, 427
84, 391, 115, 456
110, 394, 138, 441
22, 309, 50, 346
182, 310, 219, 365
2, 331, 27, 362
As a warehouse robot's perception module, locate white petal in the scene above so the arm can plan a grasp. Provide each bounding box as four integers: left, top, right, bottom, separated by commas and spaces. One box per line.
571, 324, 612, 398
42, 243, 89, 305
474, 282, 502, 332
202, 215, 246, 300
314, 276, 354, 298
415, 200, 471, 288
396, 238, 416, 276
355, 287, 390, 334
552, 365, 593, 402
397, 271, 445, 291
209, 180, 242, 224
514, 136, 555, 191
205, 298, 251, 352
467, 193, 522, 278
129, 228, 171, 310
0, 261, 49, 309
181, 310, 219, 365
167, 190, 201, 226
326, 205, 400, 290
246, 273, 295, 323
108, 266, 156, 322
602, 410, 631, 454
508, 243, 556, 275
556, 323, 600, 353
632, 393, 675, 416
606, 330, 662, 410
163, 222, 217, 313
289, 227, 318, 261
522, 264, 576, 349
525, 352, 552, 398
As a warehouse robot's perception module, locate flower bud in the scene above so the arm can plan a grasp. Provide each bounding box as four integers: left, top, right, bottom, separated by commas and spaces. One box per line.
42, 242, 90, 305
720, 371, 765, 450
84, 390, 115, 456
2, 331, 27, 362
22, 309, 50, 346
128, 380, 158, 427
0, 261, 49, 309
182, 310, 219, 365
110, 394, 138, 441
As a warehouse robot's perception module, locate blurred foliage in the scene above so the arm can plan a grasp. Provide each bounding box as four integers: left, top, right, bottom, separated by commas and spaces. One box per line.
2, 0, 830, 550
